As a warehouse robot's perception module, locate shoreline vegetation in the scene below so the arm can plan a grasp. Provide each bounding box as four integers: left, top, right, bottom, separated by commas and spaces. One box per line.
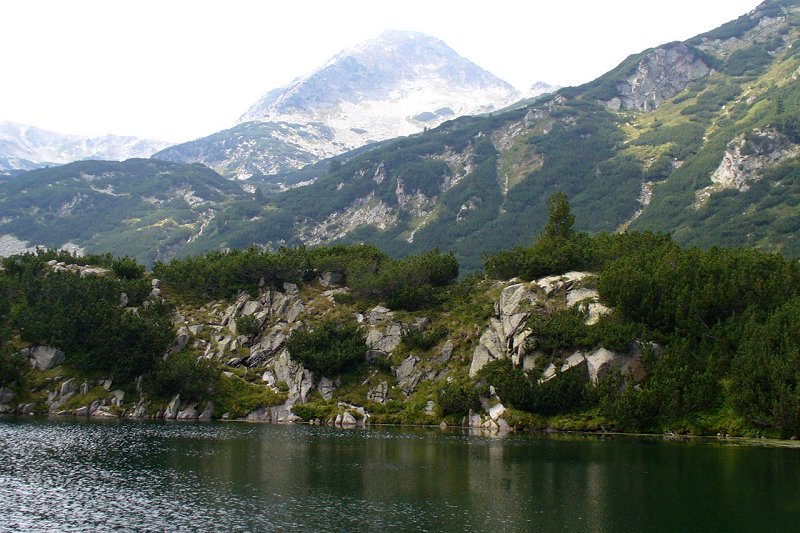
2, 194, 800, 441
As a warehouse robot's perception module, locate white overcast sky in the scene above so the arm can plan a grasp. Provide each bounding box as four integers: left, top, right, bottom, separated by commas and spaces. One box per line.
0, 0, 762, 143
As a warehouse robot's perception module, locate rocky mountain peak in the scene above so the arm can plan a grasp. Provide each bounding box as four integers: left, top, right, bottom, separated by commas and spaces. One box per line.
239, 30, 519, 125
157, 31, 532, 179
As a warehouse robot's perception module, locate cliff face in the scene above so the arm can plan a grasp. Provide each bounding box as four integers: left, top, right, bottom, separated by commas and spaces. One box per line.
602, 43, 712, 112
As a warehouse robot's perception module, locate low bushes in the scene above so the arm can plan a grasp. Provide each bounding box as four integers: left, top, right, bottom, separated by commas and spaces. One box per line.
150, 352, 222, 401
286, 320, 367, 377
437, 381, 480, 416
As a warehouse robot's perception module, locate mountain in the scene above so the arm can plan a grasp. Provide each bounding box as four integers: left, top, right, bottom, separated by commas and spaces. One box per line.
179, 0, 800, 270
238, 30, 519, 127
0, 121, 171, 173
154, 31, 524, 180
5, 0, 800, 270
0, 158, 250, 264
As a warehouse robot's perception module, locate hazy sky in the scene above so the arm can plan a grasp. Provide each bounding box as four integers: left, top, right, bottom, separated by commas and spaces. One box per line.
0, 0, 761, 142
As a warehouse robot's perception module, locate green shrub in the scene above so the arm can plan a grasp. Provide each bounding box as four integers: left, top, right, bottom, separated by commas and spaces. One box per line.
724, 45, 771, 77
111, 256, 145, 280
730, 298, 800, 437
307, 244, 387, 286
503, 409, 548, 431
215, 374, 285, 419
352, 248, 459, 310
150, 352, 222, 401
484, 192, 597, 280
401, 327, 447, 351
332, 293, 355, 305
13, 273, 174, 382
291, 402, 336, 421
477, 359, 534, 410
286, 320, 367, 376
438, 381, 480, 415
235, 315, 260, 337
153, 246, 311, 301
478, 358, 592, 415
0, 351, 26, 387
586, 312, 640, 353
118, 278, 152, 307
385, 284, 435, 311
534, 367, 592, 415
527, 307, 590, 353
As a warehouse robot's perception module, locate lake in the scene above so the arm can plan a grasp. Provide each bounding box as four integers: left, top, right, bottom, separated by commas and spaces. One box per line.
1, 418, 798, 532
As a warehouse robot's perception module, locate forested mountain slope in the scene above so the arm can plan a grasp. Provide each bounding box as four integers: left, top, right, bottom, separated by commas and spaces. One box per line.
0, 159, 249, 264
186, 0, 800, 270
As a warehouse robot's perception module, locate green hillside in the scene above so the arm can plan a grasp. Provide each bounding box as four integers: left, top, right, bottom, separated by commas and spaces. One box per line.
0, 159, 249, 265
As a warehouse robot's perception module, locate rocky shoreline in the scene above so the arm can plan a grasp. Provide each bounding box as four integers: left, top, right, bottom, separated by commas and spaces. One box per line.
1, 266, 648, 437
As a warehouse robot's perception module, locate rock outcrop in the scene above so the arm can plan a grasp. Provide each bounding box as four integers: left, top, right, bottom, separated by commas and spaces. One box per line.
539, 347, 641, 385
23, 345, 66, 371
470, 272, 610, 377
469, 272, 647, 389
46, 259, 110, 278
602, 43, 710, 112
695, 128, 800, 207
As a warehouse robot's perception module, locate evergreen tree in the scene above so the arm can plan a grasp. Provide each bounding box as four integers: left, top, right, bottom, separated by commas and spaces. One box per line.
543, 191, 575, 241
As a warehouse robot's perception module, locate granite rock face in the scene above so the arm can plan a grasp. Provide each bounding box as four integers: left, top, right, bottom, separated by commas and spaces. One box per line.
24, 346, 66, 371
470, 272, 611, 377
602, 43, 711, 112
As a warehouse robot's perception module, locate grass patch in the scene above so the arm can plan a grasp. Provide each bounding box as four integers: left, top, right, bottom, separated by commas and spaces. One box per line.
60, 386, 113, 412
214, 374, 286, 419
291, 401, 337, 422
503, 409, 549, 431
548, 410, 608, 431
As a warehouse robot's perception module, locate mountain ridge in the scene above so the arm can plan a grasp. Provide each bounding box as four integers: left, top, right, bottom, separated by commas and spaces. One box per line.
0, 121, 171, 173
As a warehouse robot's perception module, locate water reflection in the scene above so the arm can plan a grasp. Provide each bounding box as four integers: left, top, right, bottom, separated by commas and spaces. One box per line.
1, 418, 799, 532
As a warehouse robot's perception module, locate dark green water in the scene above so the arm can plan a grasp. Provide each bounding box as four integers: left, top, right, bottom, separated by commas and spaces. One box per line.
1, 418, 798, 532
